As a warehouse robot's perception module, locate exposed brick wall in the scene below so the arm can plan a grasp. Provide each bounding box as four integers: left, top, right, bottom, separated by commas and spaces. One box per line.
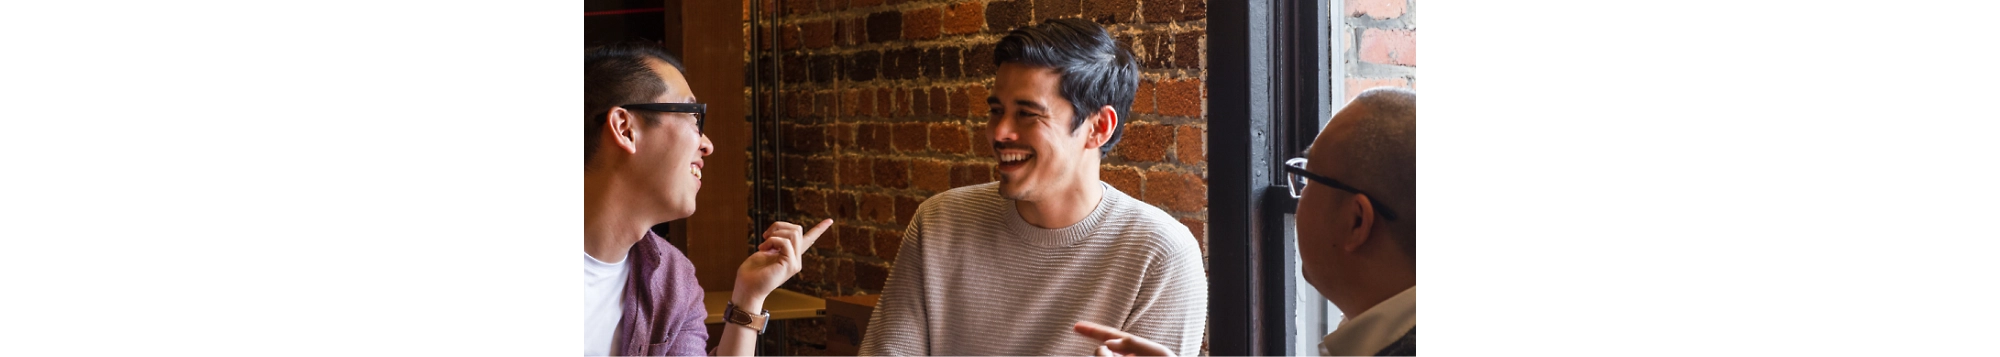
1342, 0, 1416, 101
742, 0, 1209, 353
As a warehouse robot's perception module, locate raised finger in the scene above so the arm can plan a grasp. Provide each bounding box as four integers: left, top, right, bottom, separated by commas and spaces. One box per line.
797, 219, 833, 250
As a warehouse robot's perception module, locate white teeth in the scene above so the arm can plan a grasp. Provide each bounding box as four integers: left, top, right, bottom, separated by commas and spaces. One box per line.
691, 166, 703, 179
998, 152, 1033, 163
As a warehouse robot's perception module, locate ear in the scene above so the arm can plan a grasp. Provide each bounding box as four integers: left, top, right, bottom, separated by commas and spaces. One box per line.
1081, 105, 1118, 149
1339, 194, 1377, 253
608, 108, 641, 155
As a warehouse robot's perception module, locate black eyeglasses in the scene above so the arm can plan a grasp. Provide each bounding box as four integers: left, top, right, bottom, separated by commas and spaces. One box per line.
621, 102, 705, 133
1283, 157, 1399, 221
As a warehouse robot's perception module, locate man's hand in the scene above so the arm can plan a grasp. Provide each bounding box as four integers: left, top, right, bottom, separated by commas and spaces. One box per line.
733, 219, 833, 307
1074, 321, 1175, 357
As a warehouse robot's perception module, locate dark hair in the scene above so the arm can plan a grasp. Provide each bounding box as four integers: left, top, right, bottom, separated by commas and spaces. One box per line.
993, 18, 1139, 157
584, 42, 686, 166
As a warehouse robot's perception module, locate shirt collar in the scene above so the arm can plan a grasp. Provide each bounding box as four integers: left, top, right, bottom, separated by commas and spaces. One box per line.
1321, 286, 1417, 356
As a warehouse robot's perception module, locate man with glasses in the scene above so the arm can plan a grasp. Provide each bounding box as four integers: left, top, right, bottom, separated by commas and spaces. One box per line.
584, 42, 833, 356
1075, 87, 1416, 356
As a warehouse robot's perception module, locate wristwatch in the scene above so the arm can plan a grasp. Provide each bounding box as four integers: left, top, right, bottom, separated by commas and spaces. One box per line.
723, 301, 770, 335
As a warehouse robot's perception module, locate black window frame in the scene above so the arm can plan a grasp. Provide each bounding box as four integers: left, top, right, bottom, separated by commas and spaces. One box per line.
1208, 0, 1332, 354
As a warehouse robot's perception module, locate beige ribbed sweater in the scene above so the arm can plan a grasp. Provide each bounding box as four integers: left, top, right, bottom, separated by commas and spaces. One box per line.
860, 182, 1208, 356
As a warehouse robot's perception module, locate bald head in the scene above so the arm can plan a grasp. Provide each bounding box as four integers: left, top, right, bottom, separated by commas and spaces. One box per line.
1308, 87, 1416, 257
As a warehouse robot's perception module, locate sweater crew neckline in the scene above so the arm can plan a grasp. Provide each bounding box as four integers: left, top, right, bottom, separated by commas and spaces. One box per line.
1004, 182, 1119, 247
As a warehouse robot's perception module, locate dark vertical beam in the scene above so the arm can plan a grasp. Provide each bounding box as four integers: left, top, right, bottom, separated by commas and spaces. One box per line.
1207, 0, 1274, 355
681, 0, 751, 292
1264, 0, 1333, 354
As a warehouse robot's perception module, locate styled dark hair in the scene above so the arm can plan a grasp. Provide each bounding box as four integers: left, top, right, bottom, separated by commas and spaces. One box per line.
993, 18, 1139, 156
584, 42, 686, 166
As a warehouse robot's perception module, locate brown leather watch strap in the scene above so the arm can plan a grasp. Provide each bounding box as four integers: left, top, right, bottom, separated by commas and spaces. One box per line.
723, 301, 770, 335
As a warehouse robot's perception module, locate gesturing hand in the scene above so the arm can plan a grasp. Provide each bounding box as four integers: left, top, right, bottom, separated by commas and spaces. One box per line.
734, 219, 834, 301
1074, 321, 1176, 357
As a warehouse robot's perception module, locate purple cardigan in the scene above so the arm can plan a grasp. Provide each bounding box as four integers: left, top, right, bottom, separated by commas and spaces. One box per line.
614, 231, 710, 356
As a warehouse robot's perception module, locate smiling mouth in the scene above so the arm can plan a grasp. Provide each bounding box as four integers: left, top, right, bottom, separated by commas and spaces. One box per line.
691, 161, 704, 180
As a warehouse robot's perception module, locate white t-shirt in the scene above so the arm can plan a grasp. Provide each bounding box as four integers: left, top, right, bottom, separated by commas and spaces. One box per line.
584, 253, 629, 356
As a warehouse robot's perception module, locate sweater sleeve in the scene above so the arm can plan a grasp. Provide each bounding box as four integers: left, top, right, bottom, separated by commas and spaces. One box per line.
859, 217, 928, 356
1117, 232, 1209, 357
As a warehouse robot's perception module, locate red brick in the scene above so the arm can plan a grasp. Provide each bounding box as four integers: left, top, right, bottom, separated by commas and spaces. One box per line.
913, 159, 953, 192
797, 124, 831, 153
792, 188, 825, 218
1176, 125, 1205, 164
842, 90, 861, 117
840, 156, 872, 185
1142, 170, 1206, 212
851, 0, 885, 8
814, 91, 837, 120
873, 229, 903, 262
951, 162, 995, 187
1118, 121, 1171, 162
939, 48, 963, 79
894, 87, 912, 117
856, 262, 889, 291
834, 259, 856, 288
904, 7, 942, 40
780, 25, 801, 50
874, 158, 910, 189
1173, 32, 1202, 69
803, 20, 835, 48
800, 253, 824, 284
859, 123, 894, 153
840, 17, 867, 46
964, 45, 995, 77
929, 123, 970, 154
783, 154, 808, 182
1145, 0, 1205, 23
893, 123, 928, 152
837, 226, 872, 256
1156, 78, 1202, 117
1133, 80, 1156, 114
785, 0, 816, 15
911, 88, 930, 115
829, 191, 858, 218
1344, 77, 1410, 102
930, 87, 949, 117
1346, 0, 1407, 19
800, 156, 837, 184
1034, 0, 1081, 21
1359, 28, 1416, 66
979, 1, 1028, 34
942, 2, 985, 35
1102, 165, 1143, 197
971, 124, 995, 157
876, 88, 893, 118
1086, 0, 1137, 23
963, 85, 990, 117
835, 123, 857, 149
856, 89, 876, 117
895, 195, 924, 227
1139, 33, 1170, 68
867, 11, 902, 43
846, 50, 881, 82
861, 193, 896, 223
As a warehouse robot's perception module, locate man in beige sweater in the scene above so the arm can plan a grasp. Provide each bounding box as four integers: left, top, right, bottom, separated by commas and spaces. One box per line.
858, 19, 1208, 356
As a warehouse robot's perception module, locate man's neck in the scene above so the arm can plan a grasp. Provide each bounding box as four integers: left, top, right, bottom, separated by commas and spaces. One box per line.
1014, 166, 1104, 229
583, 172, 650, 263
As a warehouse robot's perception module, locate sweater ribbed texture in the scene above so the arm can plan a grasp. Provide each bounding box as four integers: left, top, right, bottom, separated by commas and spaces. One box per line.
860, 182, 1208, 356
